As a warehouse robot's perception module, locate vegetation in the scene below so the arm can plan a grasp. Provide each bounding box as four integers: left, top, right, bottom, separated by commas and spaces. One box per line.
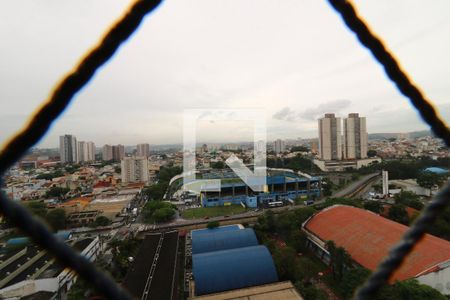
206, 220, 220, 229
363, 201, 383, 214
109, 238, 141, 280
267, 154, 320, 173
36, 169, 64, 180
181, 205, 246, 219
24, 201, 48, 219
290, 145, 309, 152
45, 186, 70, 199
388, 204, 410, 225
143, 165, 182, 200
46, 209, 66, 231
417, 171, 446, 190
210, 161, 225, 169
142, 201, 176, 223
91, 216, 112, 227
394, 191, 424, 210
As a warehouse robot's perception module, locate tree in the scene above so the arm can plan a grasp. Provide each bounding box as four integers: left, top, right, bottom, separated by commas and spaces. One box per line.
363, 201, 383, 214
141, 201, 175, 223
394, 191, 424, 210
325, 241, 352, 281
388, 204, 409, 225
143, 183, 167, 201
211, 161, 225, 169
339, 267, 371, 299
417, 171, 445, 190
207, 220, 220, 229
45, 186, 70, 199
367, 150, 377, 157
92, 216, 111, 227
389, 279, 446, 300
24, 201, 47, 219
46, 209, 66, 231
273, 246, 297, 280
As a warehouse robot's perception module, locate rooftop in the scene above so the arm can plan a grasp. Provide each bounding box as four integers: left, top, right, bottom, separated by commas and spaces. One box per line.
303, 205, 450, 282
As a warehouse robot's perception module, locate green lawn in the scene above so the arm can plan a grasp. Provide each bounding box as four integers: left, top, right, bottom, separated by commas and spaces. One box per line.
181, 205, 247, 219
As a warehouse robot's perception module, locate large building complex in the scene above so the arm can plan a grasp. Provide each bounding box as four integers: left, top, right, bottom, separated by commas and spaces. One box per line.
77, 141, 95, 163
59, 134, 77, 163
343, 113, 368, 159
170, 168, 320, 207
121, 156, 149, 183
318, 114, 342, 160
303, 205, 450, 295
136, 143, 150, 157
102, 144, 125, 161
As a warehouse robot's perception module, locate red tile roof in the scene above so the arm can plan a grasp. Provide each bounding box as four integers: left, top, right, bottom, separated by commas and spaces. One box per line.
304, 205, 450, 282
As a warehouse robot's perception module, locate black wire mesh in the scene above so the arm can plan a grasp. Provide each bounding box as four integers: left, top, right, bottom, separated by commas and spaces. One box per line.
0, 0, 448, 299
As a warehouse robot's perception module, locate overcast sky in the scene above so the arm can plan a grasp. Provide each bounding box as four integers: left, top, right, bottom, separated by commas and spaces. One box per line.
1, 0, 450, 148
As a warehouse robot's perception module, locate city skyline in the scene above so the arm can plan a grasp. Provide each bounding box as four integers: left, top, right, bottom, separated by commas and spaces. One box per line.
1, 1, 450, 148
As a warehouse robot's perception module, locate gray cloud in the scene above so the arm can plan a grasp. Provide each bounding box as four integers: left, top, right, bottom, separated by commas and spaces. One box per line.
272, 99, 352, 122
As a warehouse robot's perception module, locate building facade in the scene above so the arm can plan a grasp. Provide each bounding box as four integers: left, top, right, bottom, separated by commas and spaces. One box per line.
273, 139, 286, 154
318, 114, 342, 161
136, 143, 150, 157
102, 144, 124, 161
121, 156, 149, 183
343, 113, 368, 159
77, 141, 95, 162
59, 134, 77, 163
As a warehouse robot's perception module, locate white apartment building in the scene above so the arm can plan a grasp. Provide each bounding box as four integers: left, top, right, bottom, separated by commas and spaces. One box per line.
318, 114, 342, 161
77, 141, 96, 162
121, 156, 149, 183
136, 143, 150, 157
59, 135, 77, 163
273, 139, 286, 154
343, 113, 368, 159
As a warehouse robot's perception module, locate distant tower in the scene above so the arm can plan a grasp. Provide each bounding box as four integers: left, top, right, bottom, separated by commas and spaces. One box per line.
318, 114, 342, 160
343, 113, 368, 159
137, 143, 150, 157
121, 157, 149, 183
59, 135, 77, 163
382, 170, 389, 196
273, 139, 286, 154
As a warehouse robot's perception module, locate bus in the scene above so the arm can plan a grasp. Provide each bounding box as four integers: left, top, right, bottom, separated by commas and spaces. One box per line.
268, 201, 284, 208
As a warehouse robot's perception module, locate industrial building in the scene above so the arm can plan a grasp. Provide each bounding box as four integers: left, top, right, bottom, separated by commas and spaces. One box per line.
172, 168, 320, 208
302, 205, 450, 295
0, 236, 100, 299
187, 224, 302, 299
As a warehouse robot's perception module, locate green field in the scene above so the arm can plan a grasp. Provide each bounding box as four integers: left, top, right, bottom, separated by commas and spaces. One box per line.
181, 205, 247, 219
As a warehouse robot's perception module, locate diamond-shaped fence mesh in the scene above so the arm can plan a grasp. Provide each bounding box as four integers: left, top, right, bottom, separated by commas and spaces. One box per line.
0, 0, 448, 299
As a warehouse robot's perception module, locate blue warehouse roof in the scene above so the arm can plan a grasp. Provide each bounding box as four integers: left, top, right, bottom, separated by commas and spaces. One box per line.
424, 167, 448, 174
192, 245, 278, 295
192, 228, 258, 254
191, 225, 241, 239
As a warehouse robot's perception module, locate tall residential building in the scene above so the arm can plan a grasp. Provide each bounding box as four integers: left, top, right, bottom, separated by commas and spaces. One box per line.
121, 156, 149, 183
273, 139, 286, 154
318, 114, 342, 161
102, 144, 124, 161
59, 135, 77, 164
343, 113, 368, 159
102, 145, 113, 161
77, 141, 96, 162
136, 143, 150, 157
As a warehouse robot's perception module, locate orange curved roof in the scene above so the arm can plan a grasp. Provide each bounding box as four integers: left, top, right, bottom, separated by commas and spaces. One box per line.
304, 205, 450, 282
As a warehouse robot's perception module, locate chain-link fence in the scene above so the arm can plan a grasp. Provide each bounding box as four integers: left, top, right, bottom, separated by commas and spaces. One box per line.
0, 1, 448, 299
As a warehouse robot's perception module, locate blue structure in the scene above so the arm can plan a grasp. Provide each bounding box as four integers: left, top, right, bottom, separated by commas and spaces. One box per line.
199, 169, 321, 207
424, 167, 449, 175
6, 231, 72, 247
191, 225, 241, 239
192, 245, 278, 295
192, 228, 258, 254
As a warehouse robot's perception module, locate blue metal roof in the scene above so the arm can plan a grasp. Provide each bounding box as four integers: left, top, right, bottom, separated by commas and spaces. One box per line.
424, 167, 448, 174
192, 228, 258, 254
191, 225, 241, 239
6, 231, 72, 247
193, 245, 278, 295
